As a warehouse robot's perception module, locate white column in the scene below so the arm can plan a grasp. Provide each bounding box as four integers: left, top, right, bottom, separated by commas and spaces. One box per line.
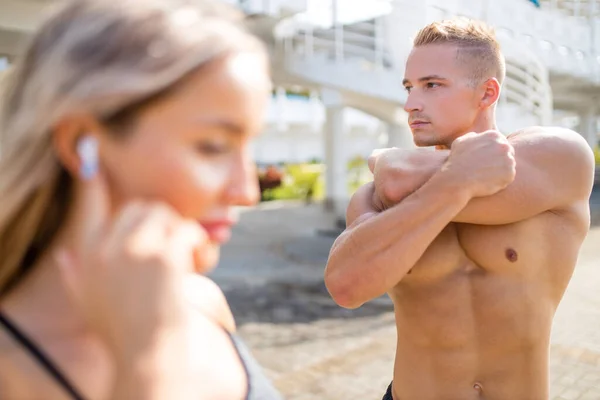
333, 0, 344, 63
386, 122, 414, 148
578, 104, 598, 149
309, 90, 321, 133
324, 106, 347, 213
275, 86, 288, 132
321, 88, 347, 216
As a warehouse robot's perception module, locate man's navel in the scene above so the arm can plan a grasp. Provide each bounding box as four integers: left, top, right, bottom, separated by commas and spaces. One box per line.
473, 381, 484, 395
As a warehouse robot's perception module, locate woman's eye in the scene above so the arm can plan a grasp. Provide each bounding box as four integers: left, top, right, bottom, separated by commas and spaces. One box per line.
196, 142, 230, 155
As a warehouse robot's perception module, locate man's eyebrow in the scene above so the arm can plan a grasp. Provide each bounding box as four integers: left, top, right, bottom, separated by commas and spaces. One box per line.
402, 75, 448, 86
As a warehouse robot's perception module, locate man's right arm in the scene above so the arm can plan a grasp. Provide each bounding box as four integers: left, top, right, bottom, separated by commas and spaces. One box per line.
324, 171, 472, 309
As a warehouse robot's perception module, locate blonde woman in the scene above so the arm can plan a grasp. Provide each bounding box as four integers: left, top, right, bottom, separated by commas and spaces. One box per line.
0, 0, 282, 399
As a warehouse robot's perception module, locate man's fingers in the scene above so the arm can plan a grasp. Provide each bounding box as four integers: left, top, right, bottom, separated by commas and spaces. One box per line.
367, 156, 376, 173
368, 148, 393, 173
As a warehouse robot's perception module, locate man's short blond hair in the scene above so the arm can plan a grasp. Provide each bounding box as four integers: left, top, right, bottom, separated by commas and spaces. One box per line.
413, 18, 506, 86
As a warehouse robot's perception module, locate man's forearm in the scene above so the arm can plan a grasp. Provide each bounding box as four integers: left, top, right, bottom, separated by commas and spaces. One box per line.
325, 172, 471, 309
376, 128, 595, 225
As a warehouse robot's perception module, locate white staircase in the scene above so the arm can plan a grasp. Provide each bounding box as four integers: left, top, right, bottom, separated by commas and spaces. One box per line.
0, 0, 594, 130
273, 16, 405, 123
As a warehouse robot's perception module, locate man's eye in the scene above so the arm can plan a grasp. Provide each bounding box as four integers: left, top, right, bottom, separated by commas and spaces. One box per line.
404, 86, 412, 93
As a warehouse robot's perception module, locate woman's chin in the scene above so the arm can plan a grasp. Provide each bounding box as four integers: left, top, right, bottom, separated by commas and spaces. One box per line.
193, 243, 221, 274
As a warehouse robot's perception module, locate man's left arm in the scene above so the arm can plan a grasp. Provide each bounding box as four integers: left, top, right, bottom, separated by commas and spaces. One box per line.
452, 127, 595, 225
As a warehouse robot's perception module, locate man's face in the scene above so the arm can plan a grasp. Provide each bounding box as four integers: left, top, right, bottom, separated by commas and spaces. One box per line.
403, 44, 482, 148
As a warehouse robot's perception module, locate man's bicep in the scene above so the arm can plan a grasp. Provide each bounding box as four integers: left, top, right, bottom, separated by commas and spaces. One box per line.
452, 156, 546, 224
453, 128, 595, 225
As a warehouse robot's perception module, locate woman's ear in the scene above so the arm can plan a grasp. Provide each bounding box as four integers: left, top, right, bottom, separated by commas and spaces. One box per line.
52, 115, 102, 178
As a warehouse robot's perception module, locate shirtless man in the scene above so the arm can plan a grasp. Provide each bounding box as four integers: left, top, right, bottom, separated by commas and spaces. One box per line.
324, 19, 595, 400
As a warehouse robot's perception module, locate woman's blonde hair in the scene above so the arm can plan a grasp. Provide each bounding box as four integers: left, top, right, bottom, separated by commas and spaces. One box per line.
0, 0, 266, 295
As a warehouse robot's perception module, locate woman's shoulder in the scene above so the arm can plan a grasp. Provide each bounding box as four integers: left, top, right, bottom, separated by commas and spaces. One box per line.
0, 330, 56, 399
182, 275, 249, 400
183, 274, 237, 333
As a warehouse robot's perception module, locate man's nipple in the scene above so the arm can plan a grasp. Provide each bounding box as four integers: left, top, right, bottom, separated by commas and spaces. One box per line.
505, 248, 518, 262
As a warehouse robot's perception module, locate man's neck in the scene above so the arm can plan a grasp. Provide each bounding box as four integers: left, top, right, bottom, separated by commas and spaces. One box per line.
471, 112, 498, 133
441, 117, 498, 149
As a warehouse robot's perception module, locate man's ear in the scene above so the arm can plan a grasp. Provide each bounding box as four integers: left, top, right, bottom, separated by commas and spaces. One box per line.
52, 114, 103, 178
480, 78, 501, 109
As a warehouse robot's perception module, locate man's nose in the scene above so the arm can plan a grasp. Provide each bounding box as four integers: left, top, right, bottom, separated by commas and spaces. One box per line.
404, 93, 423, 113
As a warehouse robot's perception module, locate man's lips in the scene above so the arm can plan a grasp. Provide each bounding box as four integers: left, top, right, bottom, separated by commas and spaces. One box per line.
409, 121, 430, 129
199, 220, 236, 243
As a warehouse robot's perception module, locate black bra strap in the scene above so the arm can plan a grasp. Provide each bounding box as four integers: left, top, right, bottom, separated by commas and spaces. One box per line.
0, 312, 85, 400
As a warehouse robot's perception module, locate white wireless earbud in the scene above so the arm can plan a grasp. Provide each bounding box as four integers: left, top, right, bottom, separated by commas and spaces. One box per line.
76, 135, 99, 180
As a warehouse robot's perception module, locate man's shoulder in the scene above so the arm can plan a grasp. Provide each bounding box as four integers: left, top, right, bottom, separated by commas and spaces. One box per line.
510, 125, 595, 190
509, 125, 592, 152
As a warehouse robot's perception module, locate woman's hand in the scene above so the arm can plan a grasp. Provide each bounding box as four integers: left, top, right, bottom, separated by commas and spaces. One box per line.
54, 137, 214, 399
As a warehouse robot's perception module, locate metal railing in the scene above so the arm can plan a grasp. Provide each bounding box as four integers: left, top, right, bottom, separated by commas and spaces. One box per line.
279, 0, 391, 69
274, 0, 553, 125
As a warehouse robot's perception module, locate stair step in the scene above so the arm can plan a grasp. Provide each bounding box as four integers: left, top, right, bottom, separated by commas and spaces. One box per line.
291, 35, 382, 53
344, 20, 377, 35
310, 29, 377, 46
288, 38, 393, 67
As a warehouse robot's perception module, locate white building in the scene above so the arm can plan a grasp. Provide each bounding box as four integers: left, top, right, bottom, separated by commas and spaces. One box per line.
245, 0, 600, 216
0, 0, 599, 220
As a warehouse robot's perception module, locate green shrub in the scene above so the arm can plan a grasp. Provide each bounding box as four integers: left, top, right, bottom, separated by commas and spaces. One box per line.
286, 164, 323, 199
260, 158, 373, 202
261, 163, 323, 202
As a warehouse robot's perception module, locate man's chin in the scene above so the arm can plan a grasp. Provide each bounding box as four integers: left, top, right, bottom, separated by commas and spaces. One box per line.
413, 134, 446, 149
413, 139, 438, 148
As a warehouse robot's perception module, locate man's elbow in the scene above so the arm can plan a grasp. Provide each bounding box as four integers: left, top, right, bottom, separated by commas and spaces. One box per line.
324, 262, 366, 310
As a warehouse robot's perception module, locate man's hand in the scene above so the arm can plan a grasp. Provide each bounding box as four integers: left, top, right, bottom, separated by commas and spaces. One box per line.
368, 147, 448, 210
443, 130, 516, 198
369, 131, 516, 209
367, 127, 592, 226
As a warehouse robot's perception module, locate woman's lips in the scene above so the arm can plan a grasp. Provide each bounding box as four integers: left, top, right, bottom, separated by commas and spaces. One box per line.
199, 221, 235, 244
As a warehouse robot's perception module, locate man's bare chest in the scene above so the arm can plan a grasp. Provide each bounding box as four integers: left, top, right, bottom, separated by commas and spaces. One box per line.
404, 213, 568, 283
389, 217, 568, 349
